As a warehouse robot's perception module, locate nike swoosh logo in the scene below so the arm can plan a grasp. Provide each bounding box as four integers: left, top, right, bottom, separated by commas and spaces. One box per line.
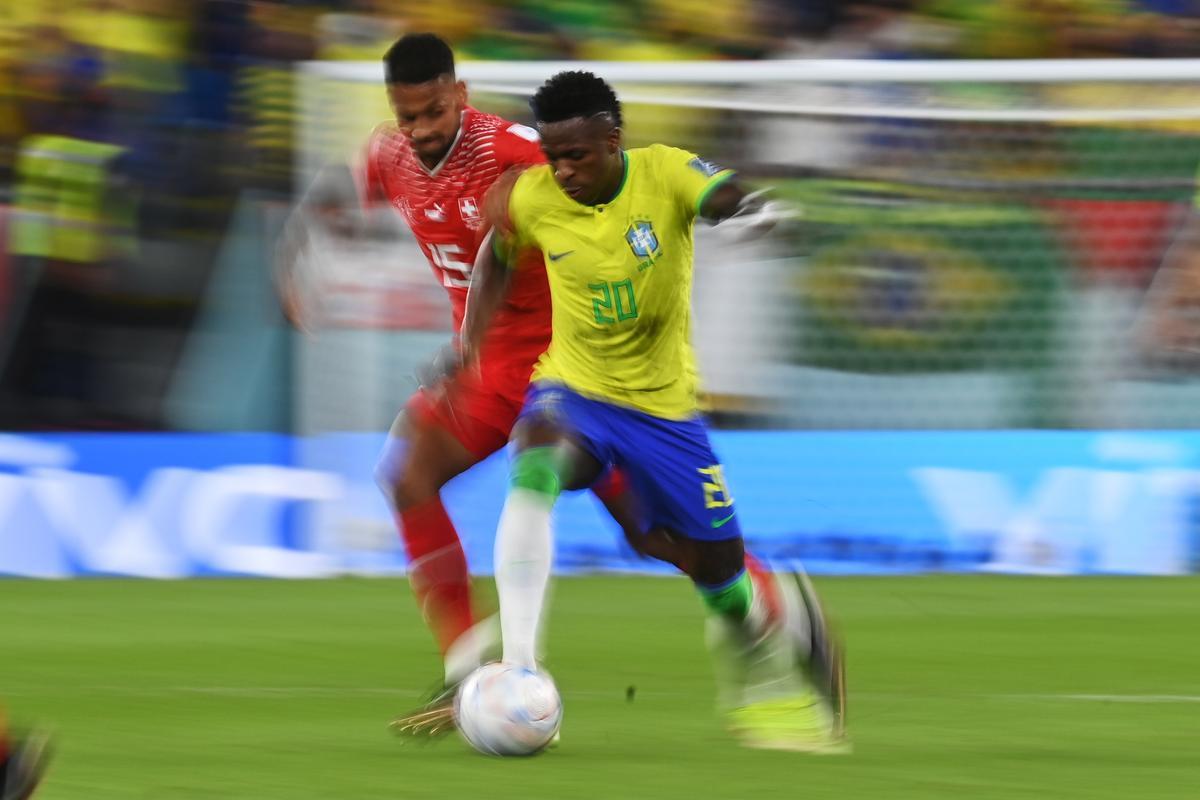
548, 250, 574, 262
711, 512, 736, 529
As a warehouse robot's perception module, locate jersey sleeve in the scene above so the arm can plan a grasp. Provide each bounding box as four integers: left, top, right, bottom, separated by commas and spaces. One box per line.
493, 121, 546, 170
653, 144, 736, 221
354, 124, 391, 207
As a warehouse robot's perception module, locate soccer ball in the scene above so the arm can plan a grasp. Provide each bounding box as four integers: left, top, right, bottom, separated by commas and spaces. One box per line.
454, 662, 563, 756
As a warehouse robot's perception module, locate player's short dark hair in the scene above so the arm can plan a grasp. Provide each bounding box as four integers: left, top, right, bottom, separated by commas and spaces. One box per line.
383, 33, 455, 85
530, 70, 623, 129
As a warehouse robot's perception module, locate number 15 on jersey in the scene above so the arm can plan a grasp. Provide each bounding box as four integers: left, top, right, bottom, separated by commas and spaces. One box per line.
424, 242, 473, 288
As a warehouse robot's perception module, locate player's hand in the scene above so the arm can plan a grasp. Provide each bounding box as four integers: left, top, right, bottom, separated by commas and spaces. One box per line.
279, 279, 310, 334
1132, 306, 1200, 377
273, 225, 312, 334
458, 337, 481, 379
304, 163, 363, 238
314, 203, 361, 240
1139, 313, 1200, 363
716, 187, 802, 242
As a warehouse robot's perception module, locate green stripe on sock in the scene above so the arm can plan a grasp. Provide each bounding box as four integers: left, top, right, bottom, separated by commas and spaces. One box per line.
510, 447, 564, 503
699, 571, 753, 622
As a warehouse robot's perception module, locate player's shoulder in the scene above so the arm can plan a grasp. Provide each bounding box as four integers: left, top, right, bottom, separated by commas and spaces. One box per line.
511, 162, 556, 197
635, 143, 694, 165
364, 121, 409, 164
641, 143, 693, 158
635, 143, 724, 174
633, 144, 732, 191
462, 108, 538, 145
507, 163, 557, 223
629, 144, 685, 183
497, 120, 540, 147
466, 109, 543, 168
366, 121, 404, 149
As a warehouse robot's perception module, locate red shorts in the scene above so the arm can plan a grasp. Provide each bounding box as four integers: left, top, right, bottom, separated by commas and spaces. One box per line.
405, 350, 536, 460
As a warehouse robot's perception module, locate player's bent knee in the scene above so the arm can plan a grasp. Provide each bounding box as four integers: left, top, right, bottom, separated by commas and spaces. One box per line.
510, 446, 565, 500
373, 436, 442, 511
689, 536, 746, 588
510, 415, 564, 451
373, 437, 408, 504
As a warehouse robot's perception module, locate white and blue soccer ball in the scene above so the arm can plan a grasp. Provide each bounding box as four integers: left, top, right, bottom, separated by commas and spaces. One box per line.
454, 662, 563, 756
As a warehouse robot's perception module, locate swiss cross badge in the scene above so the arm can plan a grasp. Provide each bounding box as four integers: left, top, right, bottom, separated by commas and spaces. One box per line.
459, 196, 481, 226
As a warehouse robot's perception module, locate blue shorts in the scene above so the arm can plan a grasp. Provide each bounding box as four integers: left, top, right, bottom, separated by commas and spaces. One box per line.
519, 382, 742, 542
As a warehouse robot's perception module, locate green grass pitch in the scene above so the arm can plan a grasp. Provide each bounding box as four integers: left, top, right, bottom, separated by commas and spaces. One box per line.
2, 576, 1198, 799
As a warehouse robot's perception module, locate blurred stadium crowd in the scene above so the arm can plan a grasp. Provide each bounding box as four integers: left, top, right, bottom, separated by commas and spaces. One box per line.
2, 0, 1200, 432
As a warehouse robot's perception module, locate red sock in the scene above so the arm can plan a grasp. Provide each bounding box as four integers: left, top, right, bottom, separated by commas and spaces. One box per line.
397, 497, 474, 655
744, 551, 783, 627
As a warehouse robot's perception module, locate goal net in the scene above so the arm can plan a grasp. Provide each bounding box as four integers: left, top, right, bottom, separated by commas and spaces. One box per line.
292, 59, 1200, 435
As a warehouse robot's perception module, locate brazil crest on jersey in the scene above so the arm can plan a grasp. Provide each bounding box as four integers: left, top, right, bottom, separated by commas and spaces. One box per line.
506, 144, 735, 419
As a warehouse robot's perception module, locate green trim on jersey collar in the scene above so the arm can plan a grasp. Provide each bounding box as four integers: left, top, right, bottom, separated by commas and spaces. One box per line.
695, 170, 736, 218
596, 150, 630, 207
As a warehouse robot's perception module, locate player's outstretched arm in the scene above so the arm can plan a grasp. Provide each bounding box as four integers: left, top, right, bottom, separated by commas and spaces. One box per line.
701, 181, 800, 240
700, 181, 753, 223
273, 162, 364, 332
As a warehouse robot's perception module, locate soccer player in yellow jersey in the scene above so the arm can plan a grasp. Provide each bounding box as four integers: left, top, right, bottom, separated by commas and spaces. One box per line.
462, 71, 847, 752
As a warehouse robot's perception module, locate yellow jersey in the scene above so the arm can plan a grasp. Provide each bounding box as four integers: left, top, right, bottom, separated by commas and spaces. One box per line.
507, 144, 734, 419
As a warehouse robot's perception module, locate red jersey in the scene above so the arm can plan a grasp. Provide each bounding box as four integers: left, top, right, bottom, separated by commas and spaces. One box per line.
361, 108, 551, 346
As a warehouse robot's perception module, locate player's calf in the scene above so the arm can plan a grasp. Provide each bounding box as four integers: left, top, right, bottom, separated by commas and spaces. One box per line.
686, 543, 848, 752
373, 431, 442, 512
780, 567, 848, 740
374, 416, 491, 727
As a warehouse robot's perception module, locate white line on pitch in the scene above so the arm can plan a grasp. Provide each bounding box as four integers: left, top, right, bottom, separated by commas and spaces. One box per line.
9, 685, 680, 699
1001, 693, 1200, 704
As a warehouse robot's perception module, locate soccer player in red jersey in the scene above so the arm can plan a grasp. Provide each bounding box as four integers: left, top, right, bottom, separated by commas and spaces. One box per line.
278, 34, 640, 736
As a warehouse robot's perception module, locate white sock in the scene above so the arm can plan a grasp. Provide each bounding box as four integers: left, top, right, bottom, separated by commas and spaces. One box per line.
494, 488, 554, 669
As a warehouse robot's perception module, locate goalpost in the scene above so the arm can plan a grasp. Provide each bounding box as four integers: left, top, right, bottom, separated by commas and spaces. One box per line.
285, 57, 1200, 575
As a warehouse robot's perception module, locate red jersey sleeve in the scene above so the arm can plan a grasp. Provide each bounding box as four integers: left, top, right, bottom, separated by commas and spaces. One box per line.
356, 124, 391, 207
492, 121, 546, 171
